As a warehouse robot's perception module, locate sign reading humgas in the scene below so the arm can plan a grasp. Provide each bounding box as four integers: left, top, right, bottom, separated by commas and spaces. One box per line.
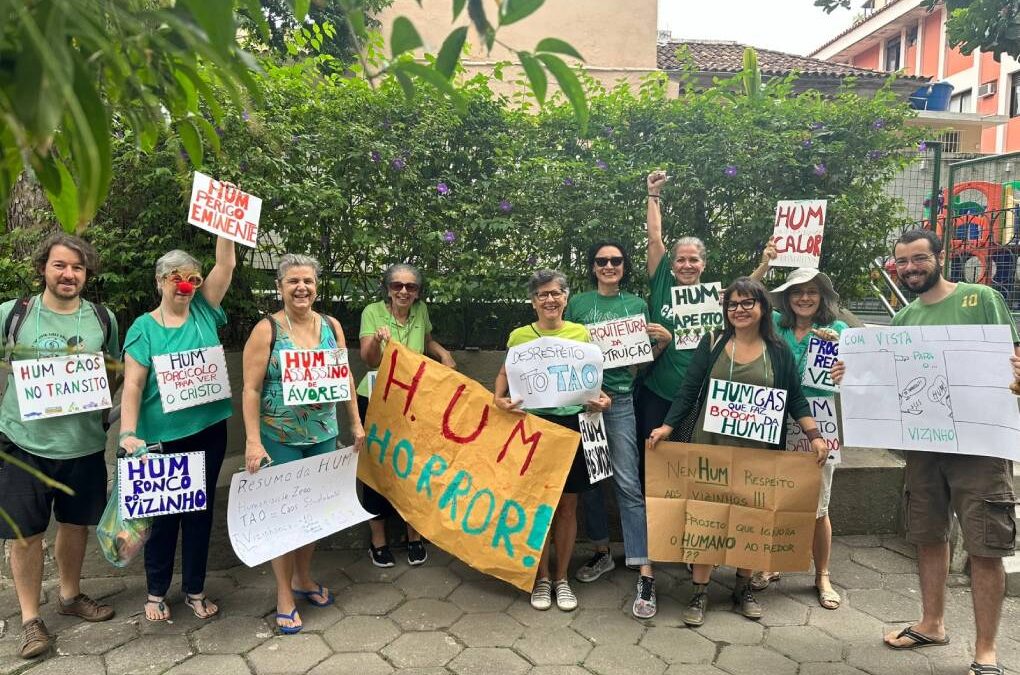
187, 172, 262, 248
586, 315, 653, 369
670, 282, 724, 350
786, 396, 841, 465
770, 199, 827, 268
646, 442, 820, 571
703, 379, 787, 445
152, 346, 232, 413
803, 335, 839, 392
361, 342, 580, 592
280, 348, 351, 405
504, 337, 604, 409
13, 352, 112, 421
578, 411, 612, 483
118, 452, 207, 520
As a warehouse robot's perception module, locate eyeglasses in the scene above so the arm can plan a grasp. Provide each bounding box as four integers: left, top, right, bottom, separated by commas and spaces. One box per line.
166, 270, 204, 287
725, 298, 758, 312
790, 288, 820, 299
893, 254, 936, 268
534, 290, 566, 300
594, 256, 624, 268
388, 281, 420, 293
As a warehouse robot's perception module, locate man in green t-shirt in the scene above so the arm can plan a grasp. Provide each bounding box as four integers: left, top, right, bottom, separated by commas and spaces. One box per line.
0, 234, 120, 659
834, 230, 1020, 675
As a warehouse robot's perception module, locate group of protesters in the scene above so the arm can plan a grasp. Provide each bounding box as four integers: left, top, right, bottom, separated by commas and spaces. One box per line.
2, 171, 1019, 675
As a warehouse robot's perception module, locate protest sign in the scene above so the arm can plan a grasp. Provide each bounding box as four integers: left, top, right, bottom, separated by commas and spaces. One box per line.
227, 446, 372, 567
361, 342, 580, 591
578, 412, 612, 483
118, 452, 206, 520
786, 396, 841, 464
586, 315, 653, 368
670, 283, 724, 350
803, 335, 839, 392
839, 324, 1020, 460
187, 172, 262, 248
505, 337, 603, 409
703, 379, 787, 445
646, 442, 820, 571
12, 352, 112, 421
771, 199, 827, 268
152, 345, 231, 413
280, 348, 351, 405
366, 370, 378, 397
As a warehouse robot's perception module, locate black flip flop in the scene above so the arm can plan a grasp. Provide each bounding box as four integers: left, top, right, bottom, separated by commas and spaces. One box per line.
885, 626, 950, 650
969, 662, 1004, 675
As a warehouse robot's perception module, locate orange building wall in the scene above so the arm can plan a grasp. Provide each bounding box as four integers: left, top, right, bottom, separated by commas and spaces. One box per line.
944, 44, 971, 76
921, 12, 941, 77
855, 44, 880, 71
977, 52, 1000, 116
904, 42, 917, 75
1005, 119, 1020, 152
982, 126, 998, 153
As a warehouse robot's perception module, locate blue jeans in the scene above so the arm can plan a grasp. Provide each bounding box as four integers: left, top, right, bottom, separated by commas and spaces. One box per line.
580, 392, 650, 567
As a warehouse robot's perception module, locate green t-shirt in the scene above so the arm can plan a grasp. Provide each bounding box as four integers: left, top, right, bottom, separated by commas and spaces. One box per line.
356, 301, 433, 397
565, 290, 649, 394
772, 310, 849, 399
0, 296, 121, 459
643, 255, 695, 400
123, 294, 232, 443
506, 321, 591, 416
892, 282, 1020, 342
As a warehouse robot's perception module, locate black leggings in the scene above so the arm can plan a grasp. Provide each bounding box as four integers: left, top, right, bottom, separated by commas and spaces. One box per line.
357, 396, 400, 521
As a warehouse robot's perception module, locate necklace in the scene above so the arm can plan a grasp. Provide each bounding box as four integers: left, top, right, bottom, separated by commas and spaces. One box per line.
728, 338, 771, 382
387, 305, 412, 344
35, 294, 83, 356
285, 310, 319, 349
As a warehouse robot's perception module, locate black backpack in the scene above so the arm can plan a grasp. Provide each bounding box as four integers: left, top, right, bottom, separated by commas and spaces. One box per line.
3, 296, 113, 362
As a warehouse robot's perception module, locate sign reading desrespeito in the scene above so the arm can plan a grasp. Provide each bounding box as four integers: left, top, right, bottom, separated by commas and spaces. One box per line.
703, 378, 787, 445
118, 452, 207, 520
786, 396, 841, 465
585, 315, 653, 368
670, 283, 724, 350
152, 346, 232, 413
505, 337, 604, 409
770, 199, 827, 269
187, 172, 262, 248
280, 349, 351, 405
646, 442, 820, 571
12, 352, 112, 421
803, 335, 839, 392
578, 411, 612, 483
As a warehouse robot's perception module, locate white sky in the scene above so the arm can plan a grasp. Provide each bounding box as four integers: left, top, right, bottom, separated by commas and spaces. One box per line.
658, 0, 859, 57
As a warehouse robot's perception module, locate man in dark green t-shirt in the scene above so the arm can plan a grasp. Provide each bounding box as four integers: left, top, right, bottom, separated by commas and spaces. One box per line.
0, 234, 120, 659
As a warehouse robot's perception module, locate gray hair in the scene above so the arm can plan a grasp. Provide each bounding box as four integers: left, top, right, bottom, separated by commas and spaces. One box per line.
672, 236, 707, 262
381, 263, 424, 301
276, 253, 321, 281
155, 249, 201, 279
527, 268, 569, 297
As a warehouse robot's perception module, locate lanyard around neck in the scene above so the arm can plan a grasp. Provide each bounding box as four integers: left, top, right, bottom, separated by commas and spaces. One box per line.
729, 338, 770, 383
35, 294, 83, 357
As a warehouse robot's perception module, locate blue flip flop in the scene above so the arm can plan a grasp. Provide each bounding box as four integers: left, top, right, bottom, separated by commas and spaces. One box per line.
292, 582, 334, 607
275, 608, 303, 634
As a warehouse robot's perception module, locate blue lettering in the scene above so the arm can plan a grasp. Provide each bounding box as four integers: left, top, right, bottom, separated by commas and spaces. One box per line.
416, 454, 448, 498
462, 488, 496, 535
366, 424, 393, 464
547, 364, 568, 390
438, 470, 473, 522
392, 439, 414, 479
491, 499, 526, 558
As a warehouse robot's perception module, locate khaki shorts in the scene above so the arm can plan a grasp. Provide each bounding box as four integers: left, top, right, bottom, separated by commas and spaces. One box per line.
904, 452, 1017, 558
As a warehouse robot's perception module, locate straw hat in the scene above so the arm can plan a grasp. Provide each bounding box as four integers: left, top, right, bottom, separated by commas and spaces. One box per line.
769, 267, 839, 304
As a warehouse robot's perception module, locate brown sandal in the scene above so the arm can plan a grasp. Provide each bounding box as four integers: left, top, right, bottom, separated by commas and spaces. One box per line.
815, 571, 841, 610
184, 594, 219, 620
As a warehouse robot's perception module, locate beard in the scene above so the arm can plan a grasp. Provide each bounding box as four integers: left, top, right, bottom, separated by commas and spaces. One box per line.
47, 279, 80, 299
901, 265, 941, 294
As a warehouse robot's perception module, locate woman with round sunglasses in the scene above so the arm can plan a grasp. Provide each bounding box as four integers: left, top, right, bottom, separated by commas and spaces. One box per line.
646, 277, 827, 628
119, 235, 235, 622
357, 263, 456, 568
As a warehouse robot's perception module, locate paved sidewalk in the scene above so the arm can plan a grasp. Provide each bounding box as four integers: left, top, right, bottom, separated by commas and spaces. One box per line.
2, 534, 1019, 675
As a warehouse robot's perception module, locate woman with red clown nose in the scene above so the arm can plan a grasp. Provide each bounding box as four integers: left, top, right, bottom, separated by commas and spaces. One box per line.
119, 235, 236, 623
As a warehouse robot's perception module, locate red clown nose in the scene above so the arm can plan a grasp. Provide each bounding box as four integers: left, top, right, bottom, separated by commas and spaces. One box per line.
176, 281, 195, 295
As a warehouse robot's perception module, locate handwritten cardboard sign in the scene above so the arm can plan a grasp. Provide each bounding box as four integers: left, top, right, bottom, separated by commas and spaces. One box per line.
227, 446, 373, 567
361, 342, 579, 591
152, 346, 231, 413
578, 412, 612, 483
839, 324, 1020, 460
786, 396, 841, 464
118, 452, 206, 520
703, 379, 787, 445
771, 199, 827, 269
505, 337, 604, 409
803, 335, 839, 392
187, 171, 262, 248
586, 315, 653, 368
12, 352, 112, 421
670, 283, 724, 350
646, 442, 820, 571
280, 348, 351, 405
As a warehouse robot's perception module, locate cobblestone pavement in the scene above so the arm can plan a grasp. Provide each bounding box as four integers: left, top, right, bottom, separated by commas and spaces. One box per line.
2, 534, 1020, 675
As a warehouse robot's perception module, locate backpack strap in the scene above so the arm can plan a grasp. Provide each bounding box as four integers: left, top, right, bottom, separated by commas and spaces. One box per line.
3, 296, 35, 362
88, 302, 113, 351
324, 315, 340, 345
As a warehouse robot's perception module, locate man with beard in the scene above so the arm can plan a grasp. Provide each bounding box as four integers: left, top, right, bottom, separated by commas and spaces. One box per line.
0, 234, 120, 658
834, 229, 1020, 675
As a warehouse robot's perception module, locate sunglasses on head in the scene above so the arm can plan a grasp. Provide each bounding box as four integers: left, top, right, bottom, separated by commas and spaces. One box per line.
388, 281, 420, 293
167, 270, 204, 287
594, 256, 624, 268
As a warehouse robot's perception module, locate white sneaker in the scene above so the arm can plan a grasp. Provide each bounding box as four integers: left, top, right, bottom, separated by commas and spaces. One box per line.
553, 579, 578, 611
530, 578, 552, 611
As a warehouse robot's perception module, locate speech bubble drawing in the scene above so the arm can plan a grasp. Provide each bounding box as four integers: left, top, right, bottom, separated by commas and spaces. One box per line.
900, 376, 927, 401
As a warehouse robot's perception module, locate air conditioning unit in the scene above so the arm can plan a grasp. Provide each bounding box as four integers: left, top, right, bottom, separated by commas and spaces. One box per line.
978, 81, 997, 97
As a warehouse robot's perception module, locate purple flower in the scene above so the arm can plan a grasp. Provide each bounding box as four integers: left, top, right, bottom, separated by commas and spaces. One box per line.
242, 110, 251, 122
868, 150, 885, 160
872, 119, 886, 130
802, 139, 813, 149
437, 182, 450, 195
809, 122, 824, 131
813, 163, 827, 177
442, 230, 456, 243
526, 256, 537, 266
391, 157, 406, 171
918, 141, 928, 153
595, 159, 608, 170
370, 151, 381, 163
724, 164, 738, 177
602, 126, 614, 137
563, 177, 575, 187
499, 199, 513, 214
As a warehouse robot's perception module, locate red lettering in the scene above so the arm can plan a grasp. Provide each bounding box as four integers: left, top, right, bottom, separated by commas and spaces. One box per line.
382, 348, 426, 416
441, 385, 489, 444
498, 419, 542, 476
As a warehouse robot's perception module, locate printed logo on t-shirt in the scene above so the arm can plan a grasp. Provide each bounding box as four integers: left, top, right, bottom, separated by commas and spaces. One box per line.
33, 332, 86, 358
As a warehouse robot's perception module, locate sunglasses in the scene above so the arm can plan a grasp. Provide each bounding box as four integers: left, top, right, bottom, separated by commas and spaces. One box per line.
725, 298, 758, 312
594, 256, 624, 268
166, 270, 204, 287
388, 281, 420, 293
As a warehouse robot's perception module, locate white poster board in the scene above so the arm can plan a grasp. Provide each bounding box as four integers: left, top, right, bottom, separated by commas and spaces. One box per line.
152, 345, 232, 413
118, 452, 207, 519
187, 172, 262, 248
786, 396, 841, 465
586, 315, 653, 368
670, 283, 724, 350
703, 378, 787, 445
12, 352, 112, 421
227, 446, 373, 566
578, 412, 612, 483
505, 337, 604, 408
803, 335, 839, 392
280, 348, 351, 405
771, 199, 827, 269
839, 325, 1020, 460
